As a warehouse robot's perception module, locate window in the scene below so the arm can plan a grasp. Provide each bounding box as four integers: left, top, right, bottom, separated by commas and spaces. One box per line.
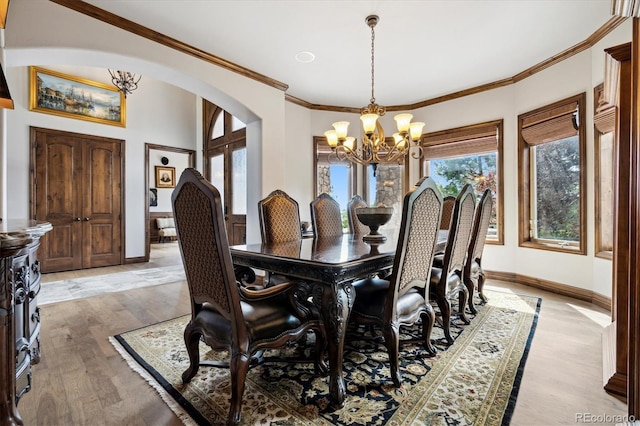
203, 101, 247, 245
594, 83, 615, 259
421, 120, 504, 245
363, 157, 409, 231
313, 136, 356, 230
518, 93, 586, 254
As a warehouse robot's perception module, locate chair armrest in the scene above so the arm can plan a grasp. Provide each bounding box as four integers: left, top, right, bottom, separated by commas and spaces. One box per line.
237, 280, 298, 301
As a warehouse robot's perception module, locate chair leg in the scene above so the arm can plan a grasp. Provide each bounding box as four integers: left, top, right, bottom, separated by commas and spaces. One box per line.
478, 272, 488, 303
228, 351, 251, 426
457, 285, 470, 325
383, 322, 401, 387
181, 322, 201, 383
435, 295, 454, 345
421, 306, 437, 356
464, 276, 478, 315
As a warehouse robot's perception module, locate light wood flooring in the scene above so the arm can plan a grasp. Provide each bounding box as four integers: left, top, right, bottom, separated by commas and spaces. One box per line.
17, 243, 627, 425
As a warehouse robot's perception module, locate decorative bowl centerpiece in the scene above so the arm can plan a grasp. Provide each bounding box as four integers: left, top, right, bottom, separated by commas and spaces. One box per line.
355, 206, 393, 243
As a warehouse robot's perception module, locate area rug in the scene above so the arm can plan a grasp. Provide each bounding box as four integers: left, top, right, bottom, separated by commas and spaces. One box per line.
40, 264, 186, 305
111, 289, 540, 425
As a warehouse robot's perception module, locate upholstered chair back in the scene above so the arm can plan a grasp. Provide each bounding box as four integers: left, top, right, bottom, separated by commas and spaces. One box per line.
347, 195, 370, 237
310, 193, 343, 238
392, 177, 443, 298
172, 168, 241, 320
469, 189, 493, 263
258, 189, 302, 244
442, 184, 476, 276
439, 196, 456, 231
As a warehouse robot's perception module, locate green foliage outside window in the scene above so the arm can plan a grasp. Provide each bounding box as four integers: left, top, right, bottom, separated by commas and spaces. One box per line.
430, 154, 498, 235
534, 136, 580, 241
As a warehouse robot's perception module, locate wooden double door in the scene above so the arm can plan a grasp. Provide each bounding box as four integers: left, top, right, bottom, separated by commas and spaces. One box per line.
31, 127, 124, 273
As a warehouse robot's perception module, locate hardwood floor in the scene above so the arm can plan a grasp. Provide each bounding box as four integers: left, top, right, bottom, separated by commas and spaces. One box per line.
18, 242, 627, 425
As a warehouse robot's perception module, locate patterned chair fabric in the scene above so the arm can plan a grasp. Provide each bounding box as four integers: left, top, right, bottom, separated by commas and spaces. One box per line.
258, 189, 302, 244
463, 189, 493, 313
430, 184, 476, 345
172, 168, 326, 425
310, 193, 344, 238
347, 195, 370, 237
439, 196, 456, 231
349, 176, 443, 387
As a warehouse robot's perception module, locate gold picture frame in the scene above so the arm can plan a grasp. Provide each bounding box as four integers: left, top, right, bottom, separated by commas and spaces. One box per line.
29, 66, 126, 127
155, 166, 176, 188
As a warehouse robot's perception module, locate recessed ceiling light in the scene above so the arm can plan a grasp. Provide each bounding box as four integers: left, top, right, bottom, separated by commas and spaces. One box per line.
295, 51, 315, 63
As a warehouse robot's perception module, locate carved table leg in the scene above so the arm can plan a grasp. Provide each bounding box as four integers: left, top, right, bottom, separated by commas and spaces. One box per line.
315, 281, 354, 409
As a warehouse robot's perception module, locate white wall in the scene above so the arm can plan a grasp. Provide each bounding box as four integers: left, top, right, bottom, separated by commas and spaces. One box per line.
149, 149, 192, 213
0, 0, 632, 297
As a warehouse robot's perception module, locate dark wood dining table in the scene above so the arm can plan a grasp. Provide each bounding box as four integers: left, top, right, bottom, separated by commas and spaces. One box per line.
229, 230, 447, 408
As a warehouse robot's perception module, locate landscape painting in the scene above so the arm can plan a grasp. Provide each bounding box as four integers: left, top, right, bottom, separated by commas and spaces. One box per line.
29, 66, 126, 127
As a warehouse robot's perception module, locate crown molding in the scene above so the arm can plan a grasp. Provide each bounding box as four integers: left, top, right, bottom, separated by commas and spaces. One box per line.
49, 1, 627, 111
612, 0, 640, 17
49, 0, 289, 92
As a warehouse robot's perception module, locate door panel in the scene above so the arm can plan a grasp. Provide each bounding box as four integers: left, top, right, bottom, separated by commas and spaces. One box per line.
207, 144, 246, 245
83, 141, 122, 268
32, 127, 123, 273
204, 105, 247, 246
228, 145, 247, 245
35, 132, 83, 271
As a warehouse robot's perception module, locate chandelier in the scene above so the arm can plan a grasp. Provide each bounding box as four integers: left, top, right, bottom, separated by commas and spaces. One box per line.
108, 69, 142, 97
324, 15, 425, 176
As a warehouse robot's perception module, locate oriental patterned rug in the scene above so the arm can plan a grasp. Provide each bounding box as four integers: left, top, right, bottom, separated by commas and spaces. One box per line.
111, 289, 540, 425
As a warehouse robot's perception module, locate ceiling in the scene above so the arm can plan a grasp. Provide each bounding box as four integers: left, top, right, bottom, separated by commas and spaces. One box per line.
83, 0, 616, 109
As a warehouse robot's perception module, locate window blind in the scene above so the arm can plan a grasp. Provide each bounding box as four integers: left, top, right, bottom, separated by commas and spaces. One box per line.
521, 102, 578, 146
422, 122, 498, 160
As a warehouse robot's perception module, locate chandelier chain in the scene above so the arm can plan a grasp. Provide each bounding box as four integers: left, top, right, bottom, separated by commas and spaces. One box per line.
370, 23, 376, 105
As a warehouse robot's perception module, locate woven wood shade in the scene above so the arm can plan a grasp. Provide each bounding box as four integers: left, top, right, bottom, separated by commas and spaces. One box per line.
422, 122, 498, 160
521, 102, 578, 146
594, 105, 616, 134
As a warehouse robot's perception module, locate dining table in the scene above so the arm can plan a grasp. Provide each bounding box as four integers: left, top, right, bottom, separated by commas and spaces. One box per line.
229, 230, 447, 408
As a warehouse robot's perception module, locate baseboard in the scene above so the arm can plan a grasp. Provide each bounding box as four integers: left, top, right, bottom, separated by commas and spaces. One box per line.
485, 270, 611, 310
125, 256, 147, 264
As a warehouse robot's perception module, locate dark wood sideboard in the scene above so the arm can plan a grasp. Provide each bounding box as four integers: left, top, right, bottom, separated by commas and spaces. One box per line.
0, 220, 52, 425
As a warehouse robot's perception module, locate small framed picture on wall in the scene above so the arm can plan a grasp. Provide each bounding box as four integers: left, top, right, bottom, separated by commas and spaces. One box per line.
155, 166, 176, 188
149, 188, 158, 206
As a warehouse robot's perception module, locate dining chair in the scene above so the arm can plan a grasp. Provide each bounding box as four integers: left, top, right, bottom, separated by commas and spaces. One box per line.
258, 189, 303, 286
464, 189, 493, 314
347, 194, 370, 237
258, 189, 303, 244
172, 168, 326, 426
430, 184, 476, 345
440, 196, 456, 231
310, 192, 344, 238
349, 176, 443, 387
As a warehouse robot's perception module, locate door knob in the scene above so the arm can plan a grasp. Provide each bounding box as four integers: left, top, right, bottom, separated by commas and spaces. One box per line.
74, 217, 81, 221
83, 217, 90, 221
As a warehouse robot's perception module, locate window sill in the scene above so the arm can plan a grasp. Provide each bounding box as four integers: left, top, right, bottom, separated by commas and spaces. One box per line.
519, 240, 586, 255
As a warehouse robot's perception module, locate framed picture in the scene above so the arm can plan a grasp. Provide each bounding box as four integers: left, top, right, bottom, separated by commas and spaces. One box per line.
149, 188, 158, 207
155, 166, 176, 188
29, 66, 126, 127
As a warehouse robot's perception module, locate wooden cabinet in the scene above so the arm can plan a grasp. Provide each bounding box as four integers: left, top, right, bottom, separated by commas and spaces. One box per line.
0, 220, 52, 425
